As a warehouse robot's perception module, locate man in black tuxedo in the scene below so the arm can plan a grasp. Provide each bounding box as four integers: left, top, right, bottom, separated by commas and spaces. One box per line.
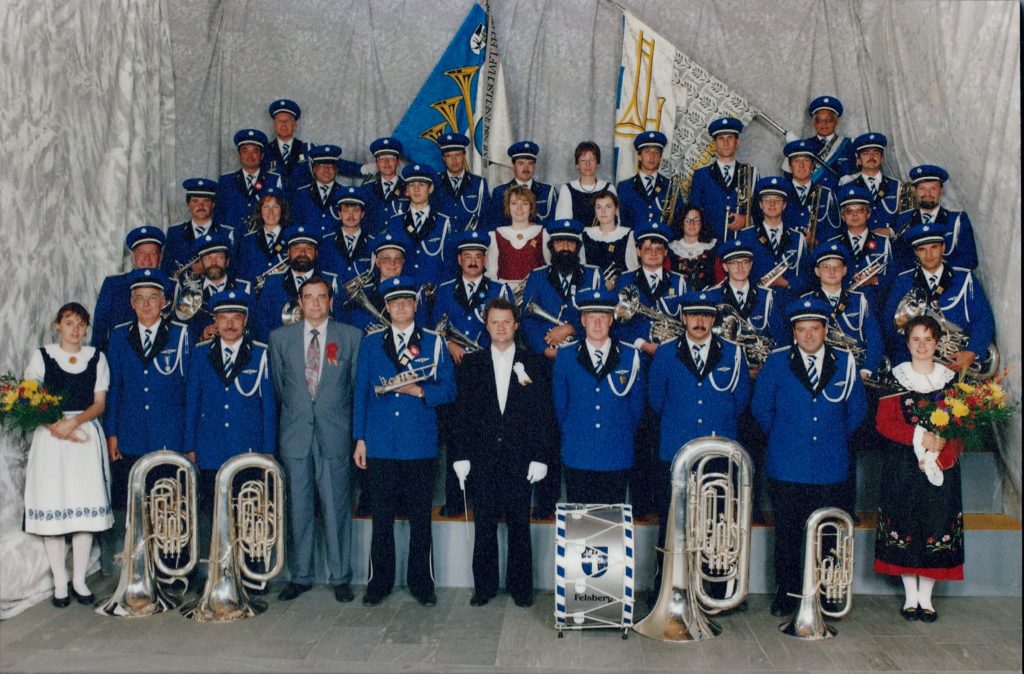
451, 297, 555, 608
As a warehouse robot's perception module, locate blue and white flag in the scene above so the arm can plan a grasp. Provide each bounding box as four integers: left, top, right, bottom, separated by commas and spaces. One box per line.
393, 3, 512, 182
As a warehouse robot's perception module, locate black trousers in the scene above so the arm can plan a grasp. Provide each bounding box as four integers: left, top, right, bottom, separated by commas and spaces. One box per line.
564, 467, 628, 505
628, 405, 659, 516
470, 466, 533, 601
738, 408, 767, 517
367, 457, 435, 597
767, 478, 845, 595
438, 403, 464, 512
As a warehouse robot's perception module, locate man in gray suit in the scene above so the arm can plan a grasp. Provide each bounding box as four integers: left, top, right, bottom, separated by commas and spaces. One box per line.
269, 275, 363, 602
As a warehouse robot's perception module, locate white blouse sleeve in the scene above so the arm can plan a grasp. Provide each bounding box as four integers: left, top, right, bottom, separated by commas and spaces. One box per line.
486, 231, 500, 281
94, 352, 110, 392
23, 348, 45, 381
555, 184, 574, 220
624, 231, 639, 271
542, 229, 552, 264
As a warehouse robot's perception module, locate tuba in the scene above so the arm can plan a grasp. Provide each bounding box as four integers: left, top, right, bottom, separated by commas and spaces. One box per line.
893, 287, 1000, 379
780, 507, 855, 640
634, 436, 754, 642
713, 303, 775, 367
613, 285, 686, 344
181, 453, 286, 622
96, 450, 198, 617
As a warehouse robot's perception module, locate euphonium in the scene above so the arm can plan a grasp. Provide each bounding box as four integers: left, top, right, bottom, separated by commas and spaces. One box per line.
173, 276, 207, 321
96, 450, 198, 618
780, 507, 855, 640
522, 301, 576, 348
181, 453, 286, 622
757, 251, 797, 289
893, 288, 1000, 379
713, 303, 775, 367
280, 300, 303, 326
435, 315, 483, 353
253, 258, 291, 292
633, 436, 754, 642
613, 285, 686, 343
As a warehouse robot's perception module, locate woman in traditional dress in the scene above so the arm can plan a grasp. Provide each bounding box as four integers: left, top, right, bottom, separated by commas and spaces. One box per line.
486, 185, 549, 299
581, 190, 638, 290
874, 315, 964, 623
667, 206, 720, 290
554, 141, 616, 226
23, 302, 113, 607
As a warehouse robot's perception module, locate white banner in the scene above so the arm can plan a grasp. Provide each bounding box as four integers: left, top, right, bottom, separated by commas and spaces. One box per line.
613, 11, 762, 193
473, 1, 514, 186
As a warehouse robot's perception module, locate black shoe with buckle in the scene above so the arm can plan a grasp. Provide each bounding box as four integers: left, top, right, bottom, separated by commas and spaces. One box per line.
899, 606, 920, 621
919, 607, 938, 623
277, 582, 312, 601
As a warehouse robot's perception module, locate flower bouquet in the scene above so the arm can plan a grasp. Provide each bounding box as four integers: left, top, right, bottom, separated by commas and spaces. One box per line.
0, 373, 69, 439
910, 373, 1017, 452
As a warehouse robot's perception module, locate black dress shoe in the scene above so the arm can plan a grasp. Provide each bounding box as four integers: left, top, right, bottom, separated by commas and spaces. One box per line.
439, 503, 464, 518
51, 594, 71, 608
919, 608, 938, 623
333, 584, 354, 603
899, 606, 920, 621
469, 592, 493, 607
362, 591, 388, 606
414, 591, 437, 607
770, 588, 795, 617
513, 594, 534, 608
70, 588, 95, 605
277, 582, 312, 601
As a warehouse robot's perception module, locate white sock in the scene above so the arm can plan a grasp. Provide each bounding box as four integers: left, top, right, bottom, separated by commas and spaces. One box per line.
918, 576, 936, 611
43, 536, 68, 598
71, 532, 93, 595
900, 574, 918, 609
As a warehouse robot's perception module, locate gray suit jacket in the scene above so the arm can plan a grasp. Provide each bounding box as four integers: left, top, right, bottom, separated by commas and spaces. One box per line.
269, 319, 362, 459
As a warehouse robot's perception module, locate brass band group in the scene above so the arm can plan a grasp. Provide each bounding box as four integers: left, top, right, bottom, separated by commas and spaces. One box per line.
20, 92, 996, 632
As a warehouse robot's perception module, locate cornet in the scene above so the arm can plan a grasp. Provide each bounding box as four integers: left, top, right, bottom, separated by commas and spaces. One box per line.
757, 251, 796, 289
848, 254, 887, 292
713, 303, 775, 367
613, 285, 686, 343
253, 258, 291, 292
374, 363, 438, 395
779, 507, 855, 640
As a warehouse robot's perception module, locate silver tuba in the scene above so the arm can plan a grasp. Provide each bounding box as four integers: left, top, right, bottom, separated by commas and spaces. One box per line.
96, 450, 199, 617
713, 303, 775, 367
181, 453, 286, 622
613, 285, 686, 344
634, 436, 754, 642
780, 507, 855, 640
522, 300, 576, 349
893, 287, 1000, 379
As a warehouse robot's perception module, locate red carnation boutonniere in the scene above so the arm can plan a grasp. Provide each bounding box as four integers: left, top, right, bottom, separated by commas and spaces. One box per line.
407, 344, 420, 358
867, 239, 877, 251
253, 181, 263, 193
326, 342, 339, 366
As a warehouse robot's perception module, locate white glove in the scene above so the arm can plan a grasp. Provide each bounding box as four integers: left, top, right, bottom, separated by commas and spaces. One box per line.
361, 162, 376, 176
526, 461, 548, 484
912, 426, 943, 487
452, 460, 471, 490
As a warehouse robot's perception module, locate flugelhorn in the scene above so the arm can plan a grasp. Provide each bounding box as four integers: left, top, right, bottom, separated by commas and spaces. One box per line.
435, 315, 483, 353
779, 507, 855, 640
522, 300, 576, 349
181, 453, 286, 622
613, 285, 686, 343
374, 363, 438, 395
253, 257, 291, 292
96, 450, 198, 618
633, 436, 754, 642
757, 251, 796, 289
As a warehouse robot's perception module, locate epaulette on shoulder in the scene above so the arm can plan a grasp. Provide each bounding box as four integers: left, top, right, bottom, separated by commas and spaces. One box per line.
251, 340, 268, 349
113, 321, 132, 330
771, 345, 790, 354
170, 320, 189, 329
530, 264, 548, 273
837, 174, 857, 186
196, 338, 213, 347
706, 281, 725, 290
952, 266, 971, 274
582, 263, 601, 271
422, 327, 441, 337
437, 278, 457, 289
661, 336, 680, 347
365, 324, 388, 335
898, 268, 915, 277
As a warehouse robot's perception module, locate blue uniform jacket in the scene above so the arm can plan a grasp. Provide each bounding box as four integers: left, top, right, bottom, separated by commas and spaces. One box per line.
250, 270, 339, 344
432, 172, 490, 233
615, 172, 684, 229
185, 338, 277, 469
752, 345, 867, 484
235, 227, 289, 285
812, 136, 857, 183
824, 229, 895, 322
318, 229, 374, 287
352, 325, 456, 460
519, 263, 601, 354
883, 265, 995, 362
553, 341, 645, 471
800, 287, 884, 374
892, 207, 978, 273
612, 269, 687, 348
361, 176, 408, 237
737, 222, 814, 299
782, 181, 841, 239
429, 276, 511, 349
92, 272, 132, 354
487, 180, 558, 230
162, 221, 238, 277
648, 336, 750, 462
384, 209, 456, 288
291, 182, 344, 239
262, 137, 312, 190
704, 283, 788, 349
213, 169, 284, 234
838, 173, 902, 231
178, 277, 251, 343
688, 162, 759, 242
105, 319, 191, 455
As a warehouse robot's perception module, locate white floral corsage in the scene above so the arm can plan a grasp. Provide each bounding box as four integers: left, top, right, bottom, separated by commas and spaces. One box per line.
512, 362, 532, 386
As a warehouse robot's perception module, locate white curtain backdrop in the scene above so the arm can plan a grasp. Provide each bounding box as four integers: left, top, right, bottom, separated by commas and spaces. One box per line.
0, 0, 1018, 616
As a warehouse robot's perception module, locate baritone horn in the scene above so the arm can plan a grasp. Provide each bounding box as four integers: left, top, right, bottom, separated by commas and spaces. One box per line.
96, 450, 198, 617
181, 453, 286, 622
634, 436, 754, 642
780, 507, 855, 640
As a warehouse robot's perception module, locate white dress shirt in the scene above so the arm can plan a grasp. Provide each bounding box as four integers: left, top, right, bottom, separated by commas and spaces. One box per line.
586, 338, 612, 371
491, 344, 516, 414
393, 324, 416, 354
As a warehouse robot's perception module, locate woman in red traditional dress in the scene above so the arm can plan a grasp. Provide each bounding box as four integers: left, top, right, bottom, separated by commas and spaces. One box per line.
486, 185, 548, 297
874, 315, 964, 623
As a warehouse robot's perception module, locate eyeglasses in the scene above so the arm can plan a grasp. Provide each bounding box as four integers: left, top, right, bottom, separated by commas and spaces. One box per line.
131, 294, 164, 305
818, 264, 845, 273
683, 217, 702, 224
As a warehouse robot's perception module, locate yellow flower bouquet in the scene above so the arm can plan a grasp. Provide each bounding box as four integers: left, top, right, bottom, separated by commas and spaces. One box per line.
909, 373, 1017, 451
0, 373, 65, 438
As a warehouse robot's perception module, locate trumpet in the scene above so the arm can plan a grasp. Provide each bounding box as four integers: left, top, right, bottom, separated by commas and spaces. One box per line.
253, 258, 291, 292
660, 174, 684, 226
374, 363, 438, 395
780, 507, 855, 640
848, 254, 887, 291
633, 436, 754, 642
804, 185, 823, 248
713, 303, 775, 367
522, 300, 576, 349
757, 251, 796, 289
613, 285, 686, 343
435, 315, 483, 353
96, 450, 198, 618
181, 453, 286, 622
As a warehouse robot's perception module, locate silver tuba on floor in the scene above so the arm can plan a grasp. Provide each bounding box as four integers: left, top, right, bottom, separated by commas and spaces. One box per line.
780, 507, 855, 639
96, 450, 199, 617
181, 453, 286, 622
634, 436, 754, 642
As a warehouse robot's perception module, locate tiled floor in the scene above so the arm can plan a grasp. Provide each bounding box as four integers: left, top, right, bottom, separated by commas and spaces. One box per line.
1, 575, 1020, 673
